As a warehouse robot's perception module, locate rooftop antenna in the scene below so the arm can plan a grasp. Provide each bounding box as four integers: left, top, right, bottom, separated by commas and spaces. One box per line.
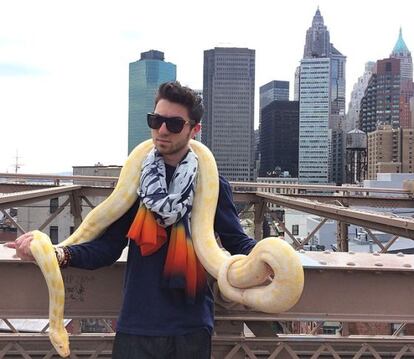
13, 149, 23, 173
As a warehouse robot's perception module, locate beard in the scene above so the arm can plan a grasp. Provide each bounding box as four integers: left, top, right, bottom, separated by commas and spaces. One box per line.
154, 131, 192, 157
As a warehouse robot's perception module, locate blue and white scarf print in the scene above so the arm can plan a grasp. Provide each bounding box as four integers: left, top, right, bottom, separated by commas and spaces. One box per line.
138, 148, 198, 227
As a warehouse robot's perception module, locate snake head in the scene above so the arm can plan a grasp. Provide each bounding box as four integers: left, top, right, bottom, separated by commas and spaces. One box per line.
49, 330, 70, 358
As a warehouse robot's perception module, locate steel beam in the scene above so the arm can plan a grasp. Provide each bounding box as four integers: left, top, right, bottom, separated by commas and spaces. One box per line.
0, 259, 124, 318
2, 251, 414, 322
253, 199, 266, 241
230, 181, 411, 195
69, 190, 83, 229
2, 334, 414, 358
233, 192, 414, 209
2, 184, 413, 209
0, 186, 82, 210
0, 172, 118, 184
300, 217, 328, 249
0, 334, 114, 358
212, 335, 414, 358
283, 194, 414, 208
38, 198, 71, 231
337, 221, 349, 252
0, 209, 26, 233
0, 183, 114, 199
256, 192, 414, 238
80, 187, 114, 197
0, 183, 54, 194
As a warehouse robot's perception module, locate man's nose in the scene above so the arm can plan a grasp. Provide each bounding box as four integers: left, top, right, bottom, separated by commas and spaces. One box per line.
158, 122, 170, 134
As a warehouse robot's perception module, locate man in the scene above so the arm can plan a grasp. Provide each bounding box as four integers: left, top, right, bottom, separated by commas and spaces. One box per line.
7, 81, 257, 358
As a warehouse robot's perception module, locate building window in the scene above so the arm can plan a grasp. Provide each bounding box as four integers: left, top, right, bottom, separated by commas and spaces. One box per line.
50, 198, 59, 214
50, 226, 58, 244
292, 225, 299, 236
323, 325, 339, 335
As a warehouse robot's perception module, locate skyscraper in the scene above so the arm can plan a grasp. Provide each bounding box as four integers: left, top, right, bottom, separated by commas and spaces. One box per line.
202, 47, 255, 181
259, 80, 289, 109
359, 58, 401, 132
367, 125, 414, 179
293, 67, 300, 101
128, 50, 176, 154
194, 89, 203, 142
391, 28, 413, 83
345, 62, 375, 133
303, 8, 330, 58
259, 100, 299, 177
359, 31, 413, 135
298, 8, 346, 184
258, 80, 290, 177
390, 28, 413, 129
299, 58, 331, 183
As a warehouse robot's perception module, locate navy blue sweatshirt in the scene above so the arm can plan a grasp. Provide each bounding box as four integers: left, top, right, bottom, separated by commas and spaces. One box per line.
68, 165, 256, 336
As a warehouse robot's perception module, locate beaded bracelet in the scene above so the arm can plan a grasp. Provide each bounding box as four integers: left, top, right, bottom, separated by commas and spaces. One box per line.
61, 246, 72, 268
54, 247, 64, 266
54, 246, 72, 268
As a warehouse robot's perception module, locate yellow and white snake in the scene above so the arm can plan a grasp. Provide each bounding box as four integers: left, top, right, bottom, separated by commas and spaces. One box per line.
29, 139, 304, 357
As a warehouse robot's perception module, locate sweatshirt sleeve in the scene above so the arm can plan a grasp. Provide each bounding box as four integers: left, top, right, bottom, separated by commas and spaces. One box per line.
67, 199, 140, 270
214, 176, 257, 255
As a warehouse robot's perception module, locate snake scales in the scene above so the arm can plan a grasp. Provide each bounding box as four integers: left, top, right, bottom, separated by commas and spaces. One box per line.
29, 139, 304, 357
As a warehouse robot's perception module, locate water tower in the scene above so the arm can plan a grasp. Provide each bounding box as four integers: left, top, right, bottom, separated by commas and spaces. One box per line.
345, 129, 367, 184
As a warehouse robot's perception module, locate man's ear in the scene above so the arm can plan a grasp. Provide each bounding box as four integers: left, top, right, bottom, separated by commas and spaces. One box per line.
191, 123, 201, 139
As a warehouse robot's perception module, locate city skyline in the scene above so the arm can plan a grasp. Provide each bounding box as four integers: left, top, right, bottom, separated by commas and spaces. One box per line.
0, 0, 413, 173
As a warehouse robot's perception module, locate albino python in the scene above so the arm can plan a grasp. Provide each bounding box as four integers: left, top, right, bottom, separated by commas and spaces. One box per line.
29, 139, 304, 357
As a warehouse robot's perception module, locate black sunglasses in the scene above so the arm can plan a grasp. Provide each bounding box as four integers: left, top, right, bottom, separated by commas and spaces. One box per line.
147, 113, 194, 134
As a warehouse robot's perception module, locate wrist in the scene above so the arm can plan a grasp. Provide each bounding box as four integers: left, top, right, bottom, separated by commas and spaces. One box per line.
54, 246, 71, 268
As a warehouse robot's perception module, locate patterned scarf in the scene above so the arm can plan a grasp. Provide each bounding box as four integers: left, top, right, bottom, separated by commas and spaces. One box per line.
127, 148, 206, 303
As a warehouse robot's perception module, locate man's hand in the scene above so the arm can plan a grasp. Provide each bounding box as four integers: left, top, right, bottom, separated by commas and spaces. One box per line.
3, 232, 35, 261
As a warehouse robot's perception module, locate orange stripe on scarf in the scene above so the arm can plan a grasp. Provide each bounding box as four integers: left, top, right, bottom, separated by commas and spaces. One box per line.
163, 221, 206, 302
127, 205, 167, 256
163, 223, 187, 276
127, 205, 206, 302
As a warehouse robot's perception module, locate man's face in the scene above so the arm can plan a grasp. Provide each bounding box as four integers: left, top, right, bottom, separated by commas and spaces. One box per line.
151, 99, 200, 165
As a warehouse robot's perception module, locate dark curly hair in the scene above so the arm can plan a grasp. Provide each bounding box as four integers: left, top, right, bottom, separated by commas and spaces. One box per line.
155, 81, 204, 125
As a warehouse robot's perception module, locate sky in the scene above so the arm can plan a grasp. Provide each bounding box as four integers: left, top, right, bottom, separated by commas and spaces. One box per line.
0, 0, 413, 174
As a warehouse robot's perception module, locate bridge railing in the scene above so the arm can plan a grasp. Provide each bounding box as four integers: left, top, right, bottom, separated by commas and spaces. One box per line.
2, 175, 414, 358
2, 249, 414, 358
